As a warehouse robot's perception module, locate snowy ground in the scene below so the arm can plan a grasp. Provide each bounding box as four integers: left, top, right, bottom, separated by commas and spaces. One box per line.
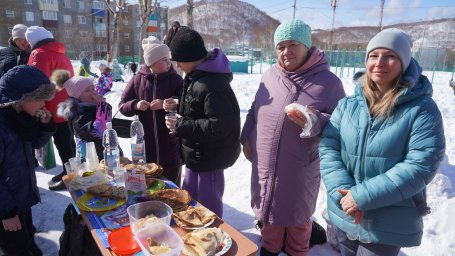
32, 61, 455, 255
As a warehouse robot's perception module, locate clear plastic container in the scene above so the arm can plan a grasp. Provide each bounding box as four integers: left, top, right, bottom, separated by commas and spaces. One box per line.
127, 201, 173, 234
135, 222, 183, 256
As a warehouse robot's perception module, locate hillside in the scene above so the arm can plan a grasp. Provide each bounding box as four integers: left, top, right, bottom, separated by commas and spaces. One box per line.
169, 0, 455, 51
168, 0, 280, 49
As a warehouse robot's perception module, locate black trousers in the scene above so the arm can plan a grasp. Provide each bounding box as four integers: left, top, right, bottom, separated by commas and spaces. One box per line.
163, 166, 182, 187
0, 210, 42, 256
53, 122, 76, 173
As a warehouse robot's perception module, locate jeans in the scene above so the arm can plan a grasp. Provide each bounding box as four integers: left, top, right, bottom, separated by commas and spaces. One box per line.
336, 227, 400, 256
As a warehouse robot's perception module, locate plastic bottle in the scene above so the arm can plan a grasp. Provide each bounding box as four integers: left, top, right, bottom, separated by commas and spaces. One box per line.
130, 116, 146, 164
102, 122, 120, 176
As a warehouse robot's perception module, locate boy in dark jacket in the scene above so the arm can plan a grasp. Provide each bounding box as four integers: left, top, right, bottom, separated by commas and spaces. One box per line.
0, 65, 56, 255
120, 36, 183, 185
166, 28, 241, 217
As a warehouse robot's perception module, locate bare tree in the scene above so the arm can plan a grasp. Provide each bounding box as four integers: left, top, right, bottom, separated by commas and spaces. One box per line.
105, 0, 126, 63
187, 0, 193, 28
137, 0, 159, 64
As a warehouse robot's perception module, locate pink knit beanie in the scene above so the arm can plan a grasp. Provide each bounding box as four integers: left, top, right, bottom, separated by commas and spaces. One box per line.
63, 76, 94, 99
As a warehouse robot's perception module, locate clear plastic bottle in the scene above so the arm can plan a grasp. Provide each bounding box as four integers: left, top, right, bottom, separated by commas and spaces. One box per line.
102, 122, 120, 176
130, 116, 146, 164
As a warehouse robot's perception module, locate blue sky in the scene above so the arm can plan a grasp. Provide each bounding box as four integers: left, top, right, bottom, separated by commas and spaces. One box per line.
161, 0, 455, 29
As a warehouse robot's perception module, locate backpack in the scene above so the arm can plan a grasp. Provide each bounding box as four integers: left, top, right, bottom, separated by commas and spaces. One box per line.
59, 204, 102, 256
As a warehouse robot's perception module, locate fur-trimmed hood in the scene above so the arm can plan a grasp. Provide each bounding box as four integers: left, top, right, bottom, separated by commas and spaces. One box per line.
0, 65, 55, 108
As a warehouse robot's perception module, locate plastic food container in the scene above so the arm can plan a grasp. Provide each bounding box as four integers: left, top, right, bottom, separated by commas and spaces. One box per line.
135, 222, 183, 256
127, 201, 173, 234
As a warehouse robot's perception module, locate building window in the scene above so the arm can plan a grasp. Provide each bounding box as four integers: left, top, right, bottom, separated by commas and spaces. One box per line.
64, 15, 72, 23
123, 19, 128, 26
125, 45, 130, 52
123, 32, 129, 38
80, 30, 88, 38
63, 0, 71, 8
25, 12, 34, 22
8, 27, 13, 34
78, 15, 86, 24
92, 1, 104, 9
65, 30, 72, 38
41, 0, 58, 4
80, 45, 88, 52
96, 44, 107, 52
6, 10, 14, 18
78, 1, 85, 9
43, 11, 58, 20
24, 0, 32, 4
95, 30, 106, 37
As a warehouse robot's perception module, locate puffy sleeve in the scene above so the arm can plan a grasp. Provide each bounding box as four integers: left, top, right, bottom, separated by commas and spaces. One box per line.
320, 98, 356, 205
351, 98, 446, 211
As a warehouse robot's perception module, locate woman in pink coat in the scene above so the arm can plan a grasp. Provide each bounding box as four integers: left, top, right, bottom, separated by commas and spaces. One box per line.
241, 20, 345, 255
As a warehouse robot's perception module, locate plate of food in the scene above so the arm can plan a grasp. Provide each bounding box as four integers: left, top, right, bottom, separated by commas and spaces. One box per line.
182, 228, 231, 256
124, 163, 163, 178
147, 189, 191, 212
172, 205, 217, 230
76, 193, 126, 212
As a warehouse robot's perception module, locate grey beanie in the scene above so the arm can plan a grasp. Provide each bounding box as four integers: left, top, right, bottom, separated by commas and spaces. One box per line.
366, 28, 413, 71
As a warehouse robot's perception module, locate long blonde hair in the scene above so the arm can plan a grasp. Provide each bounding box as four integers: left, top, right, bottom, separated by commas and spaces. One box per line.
362, 74, 410, 118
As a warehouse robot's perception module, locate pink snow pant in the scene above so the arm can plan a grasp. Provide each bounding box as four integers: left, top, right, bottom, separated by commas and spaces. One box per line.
261, 219, 312, 256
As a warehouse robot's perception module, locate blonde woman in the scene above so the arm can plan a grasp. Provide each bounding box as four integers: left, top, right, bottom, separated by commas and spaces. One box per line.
320, 28, 446, 255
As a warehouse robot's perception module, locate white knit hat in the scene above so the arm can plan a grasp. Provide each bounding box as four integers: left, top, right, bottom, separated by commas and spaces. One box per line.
12, 24, 28, 40
142, 36, 170, 66
25, 26, 54, 48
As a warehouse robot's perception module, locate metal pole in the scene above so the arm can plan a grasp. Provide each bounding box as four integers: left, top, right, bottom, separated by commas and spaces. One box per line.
293, 0, 297, 19
329, 0, 337, 51
379, 0, 384, 31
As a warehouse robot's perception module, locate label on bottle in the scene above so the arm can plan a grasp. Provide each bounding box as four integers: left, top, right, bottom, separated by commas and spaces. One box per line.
105, 153, 118, 172
131, 143, 145, 163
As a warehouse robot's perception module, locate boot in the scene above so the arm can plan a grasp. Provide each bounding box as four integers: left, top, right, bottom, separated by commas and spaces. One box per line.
260, 247, 279, 256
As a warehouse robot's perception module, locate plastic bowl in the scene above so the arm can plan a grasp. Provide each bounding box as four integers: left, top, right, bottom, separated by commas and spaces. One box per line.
135, 222, 183, 256
127, 201, 173, 234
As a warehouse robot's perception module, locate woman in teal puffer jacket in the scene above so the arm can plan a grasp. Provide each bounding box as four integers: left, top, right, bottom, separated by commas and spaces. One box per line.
320, 28, 445, 256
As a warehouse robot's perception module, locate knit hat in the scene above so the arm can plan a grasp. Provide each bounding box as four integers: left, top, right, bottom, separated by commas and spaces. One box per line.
25, 26, 54, 48
12, 24, 28, 40
169, 27, 208, 62
142, 36, 170, 66
274, 20, 312, 49
366, 28, 413, 71
0, 65, 55, 107
63, 76, 94, 99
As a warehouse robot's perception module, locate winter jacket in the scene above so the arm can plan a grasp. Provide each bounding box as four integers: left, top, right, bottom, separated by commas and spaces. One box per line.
319, 58, 446, 247
45, 88, 69, 123
0, 108, 55, 219
97, 71, 113, 95
119, 65, 182, 170
28, 39, 74, 78
58, 98, 112, 160
240, 48, 345, 226
111, 62, 124, 81
78, 57, 97, 78
0, 39, 30, 78
174, 48, 241, 171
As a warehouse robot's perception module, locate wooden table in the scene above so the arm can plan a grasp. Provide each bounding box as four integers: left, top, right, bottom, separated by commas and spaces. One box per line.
63, 175, 258, 256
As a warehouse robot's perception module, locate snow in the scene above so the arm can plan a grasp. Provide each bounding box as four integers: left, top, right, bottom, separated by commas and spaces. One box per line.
31, 61, 455, 255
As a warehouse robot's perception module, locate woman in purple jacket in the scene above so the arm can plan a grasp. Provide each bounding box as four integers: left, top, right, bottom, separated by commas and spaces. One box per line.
240, 20, 345, 255
119, 36, 183, 186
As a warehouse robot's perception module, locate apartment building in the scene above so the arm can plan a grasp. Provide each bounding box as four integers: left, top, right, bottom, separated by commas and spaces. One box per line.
0, 0, 167, 61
